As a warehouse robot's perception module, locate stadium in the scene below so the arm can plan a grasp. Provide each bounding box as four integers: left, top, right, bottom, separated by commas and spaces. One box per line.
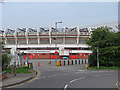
0, 26, 93, 60
0, 22, 118, 61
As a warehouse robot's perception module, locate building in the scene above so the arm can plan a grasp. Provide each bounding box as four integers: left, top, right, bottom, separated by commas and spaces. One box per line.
0, 27, 93, 60
0, 22, 118, 60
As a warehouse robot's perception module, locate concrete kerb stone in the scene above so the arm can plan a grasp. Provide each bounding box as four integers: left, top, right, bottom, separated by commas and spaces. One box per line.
1, 70, 38, 88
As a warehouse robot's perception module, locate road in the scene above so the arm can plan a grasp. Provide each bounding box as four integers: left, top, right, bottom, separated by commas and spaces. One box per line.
15, 59, 118, 89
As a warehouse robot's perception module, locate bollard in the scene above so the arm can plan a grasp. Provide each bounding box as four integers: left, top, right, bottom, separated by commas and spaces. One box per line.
82, 60, 83, 64
85, 60, 86, 64
75, 60, 77, 64
86, 64, 88, 69
11, 65, 13, 74
14, 62, 16, 76
68, 60, 69, 65
79, 60, 80, 64
64, 60, 65, 66
72, 60, 73, 65
60, 61, 61, 66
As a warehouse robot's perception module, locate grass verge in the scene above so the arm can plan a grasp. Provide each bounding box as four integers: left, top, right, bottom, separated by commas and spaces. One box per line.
88, 66, 119, 70
4, 67, 33, 74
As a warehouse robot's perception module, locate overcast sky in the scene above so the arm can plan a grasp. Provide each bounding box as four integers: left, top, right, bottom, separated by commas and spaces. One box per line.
1, 2, 118, 29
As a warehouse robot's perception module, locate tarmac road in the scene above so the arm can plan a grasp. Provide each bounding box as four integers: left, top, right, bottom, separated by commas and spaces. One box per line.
15, 59, 118, 89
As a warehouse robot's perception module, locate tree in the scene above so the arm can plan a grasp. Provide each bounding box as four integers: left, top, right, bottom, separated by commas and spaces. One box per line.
87, 26, 120, 67
2, 53, 12, 70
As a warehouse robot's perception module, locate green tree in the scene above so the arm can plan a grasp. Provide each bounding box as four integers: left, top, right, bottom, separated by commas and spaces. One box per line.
2, 53, 12, 70
87, 26, 120, 67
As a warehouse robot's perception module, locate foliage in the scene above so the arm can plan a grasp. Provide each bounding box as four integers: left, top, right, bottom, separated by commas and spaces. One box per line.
2, 53, 12, 70
87, 26, 120, 67
4, 67, 33, 74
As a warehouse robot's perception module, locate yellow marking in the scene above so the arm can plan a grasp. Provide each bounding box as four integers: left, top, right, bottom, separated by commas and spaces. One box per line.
6, 70, 41, 88
86, 64, 87, 69
116, 82, 120, 90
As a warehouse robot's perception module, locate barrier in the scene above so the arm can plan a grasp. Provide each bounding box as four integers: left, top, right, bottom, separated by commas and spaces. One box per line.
86, 64, 88, 69
59, 61, 61, 66
72, 60, 73, 65
64, 60, 65, 66
79, 60, 80, 64
85, 60, 86, 64
75, 60, 77, 64
82, 60, 83, 64
68, 60, 69, 65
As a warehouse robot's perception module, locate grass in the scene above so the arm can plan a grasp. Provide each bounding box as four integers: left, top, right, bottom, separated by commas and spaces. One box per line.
88, 66, 119, 70
4, 67, 33, 74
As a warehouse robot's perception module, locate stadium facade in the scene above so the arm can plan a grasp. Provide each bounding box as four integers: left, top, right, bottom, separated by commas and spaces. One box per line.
0, 27, 94, 60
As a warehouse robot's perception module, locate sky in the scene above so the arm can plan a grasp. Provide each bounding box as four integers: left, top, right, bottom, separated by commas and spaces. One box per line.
1, 2, 118, 29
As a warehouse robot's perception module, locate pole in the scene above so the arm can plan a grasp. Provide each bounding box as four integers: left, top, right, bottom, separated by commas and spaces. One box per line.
55, 22, 57, 64
97, 47, 99, 68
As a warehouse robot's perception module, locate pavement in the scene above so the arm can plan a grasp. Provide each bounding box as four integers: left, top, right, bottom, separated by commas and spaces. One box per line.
1, 70, 37, 89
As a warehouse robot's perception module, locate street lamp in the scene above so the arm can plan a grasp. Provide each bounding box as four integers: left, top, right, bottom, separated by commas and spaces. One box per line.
55, 21, 62, 64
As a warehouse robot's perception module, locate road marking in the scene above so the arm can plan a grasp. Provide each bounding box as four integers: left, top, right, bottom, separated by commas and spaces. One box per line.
48, 76, 52, 77
78, 70, 85, 71
93, 74, 113, 77
6, 70, 41, 88
64, 84, 68, 90
41, 76, 46, 79
52, 75, 56, 76
116, 82, 120, 89
64, 77, 85, 90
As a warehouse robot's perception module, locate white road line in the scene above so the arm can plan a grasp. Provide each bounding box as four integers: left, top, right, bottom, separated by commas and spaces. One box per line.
93, 74, 113, 77
41, 76, 46, 79
64, 77, 85, 90
52, 75, 56, 76
64, 84, 68, 90
48, 76, 52, 77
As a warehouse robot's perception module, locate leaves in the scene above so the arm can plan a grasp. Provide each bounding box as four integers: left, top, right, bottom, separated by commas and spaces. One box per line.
87, 26, 120, 67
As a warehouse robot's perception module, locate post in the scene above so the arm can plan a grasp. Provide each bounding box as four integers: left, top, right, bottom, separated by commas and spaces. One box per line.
14, 62, 16, 76
55, 21, 62, 65
97, 47, 99, 68
11, 65, 13, 74
55, 22, 57, 65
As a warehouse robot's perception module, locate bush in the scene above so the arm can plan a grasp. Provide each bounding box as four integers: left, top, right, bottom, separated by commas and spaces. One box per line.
2, 53, 12, 70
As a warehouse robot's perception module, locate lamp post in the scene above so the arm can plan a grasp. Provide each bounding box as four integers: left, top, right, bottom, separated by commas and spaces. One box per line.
96, 47, 99, 68
55, 21, 62, 64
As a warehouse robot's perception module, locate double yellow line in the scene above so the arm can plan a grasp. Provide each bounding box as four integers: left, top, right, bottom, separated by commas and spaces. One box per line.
116, 82, 120, 90
6, 70, 41, 88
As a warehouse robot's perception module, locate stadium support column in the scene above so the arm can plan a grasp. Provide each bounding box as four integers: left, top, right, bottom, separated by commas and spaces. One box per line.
37, 27, 40, 44
49, 27, 52, 45
63, 27, 66, 44
88, 27, 91, 38
15, 28, 17, 45
26, 28, 29, 45
4, 28, 8, 45
77, 27, 79, 45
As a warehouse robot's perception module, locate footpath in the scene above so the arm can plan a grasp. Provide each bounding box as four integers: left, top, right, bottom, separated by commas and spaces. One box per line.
1, 71, 37, 89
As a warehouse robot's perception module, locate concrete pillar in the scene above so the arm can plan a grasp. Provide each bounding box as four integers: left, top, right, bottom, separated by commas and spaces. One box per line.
37, 27, 40, 44
77, 27, 79, 45
49, 27, 52, 44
